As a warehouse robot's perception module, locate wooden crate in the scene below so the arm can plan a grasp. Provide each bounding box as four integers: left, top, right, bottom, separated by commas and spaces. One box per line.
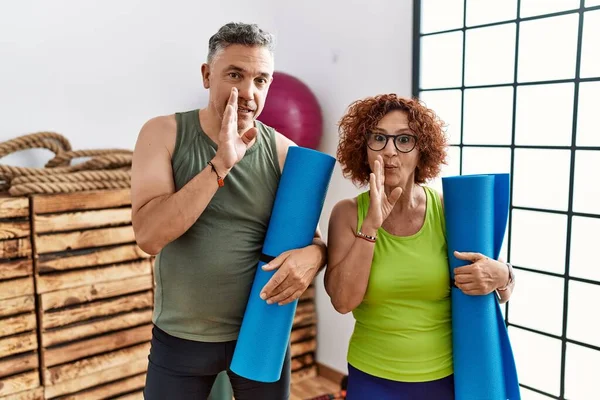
290, 286, 318, 383
31, 190, 153, 400
0, 196, 43, 400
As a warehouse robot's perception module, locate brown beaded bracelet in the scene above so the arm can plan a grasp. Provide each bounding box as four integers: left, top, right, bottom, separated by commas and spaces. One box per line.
355, 230, 377, 243
207, 161, 224, 187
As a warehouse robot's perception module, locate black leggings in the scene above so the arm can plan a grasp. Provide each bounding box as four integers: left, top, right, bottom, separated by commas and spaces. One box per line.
144, 325, 291, 400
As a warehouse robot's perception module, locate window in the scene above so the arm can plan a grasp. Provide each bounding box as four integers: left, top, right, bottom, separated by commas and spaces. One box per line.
414, 1, 600, 398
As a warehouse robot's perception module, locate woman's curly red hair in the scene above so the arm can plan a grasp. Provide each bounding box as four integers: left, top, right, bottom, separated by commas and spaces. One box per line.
337, 94, 448, 186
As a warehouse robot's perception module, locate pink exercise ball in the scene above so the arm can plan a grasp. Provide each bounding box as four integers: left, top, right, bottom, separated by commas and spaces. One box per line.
259, 71, 323, 149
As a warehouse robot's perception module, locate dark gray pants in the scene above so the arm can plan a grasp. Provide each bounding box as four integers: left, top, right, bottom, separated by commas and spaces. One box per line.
144, 325, 291, 400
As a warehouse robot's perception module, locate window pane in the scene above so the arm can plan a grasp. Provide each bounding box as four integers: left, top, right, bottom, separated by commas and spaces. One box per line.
510, 209, 567, 274
446, 146, 461, 177
421, 0, 464, 34
567, 281, 600, 347
570, 216, 600, 282
463, 87, 513, 145
465, 24, 516, 86
577, 82, 600, 146
520, 0, 579, 18
513, 149, 571, 211
421, 32, 464, 89
509, 327, 562, 396
462, 147, 511, 175
508, 271, 564, 335
565, 343, 600, 400
420, 90, 462, 145
521, 388, 555, 400
573, 150, 600, 215
586, 0, 600, 6
429, 146, 461, 192
581, 10, 600, 79
518, 14, 579, 82
466, 0, 517, 26
515, 83, 574, 146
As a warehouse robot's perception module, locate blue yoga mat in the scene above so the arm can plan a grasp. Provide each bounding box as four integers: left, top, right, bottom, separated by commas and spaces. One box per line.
230, 146, 336, 383
442, 173, 520, 400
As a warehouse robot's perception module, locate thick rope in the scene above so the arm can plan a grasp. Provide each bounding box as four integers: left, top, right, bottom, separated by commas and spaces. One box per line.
0, 154, 132, 180
0, 132, 133, 196
45, 149, 133, 168
9, 180, 131, 196
11, 170, 131, 184
0, 132, 71, 158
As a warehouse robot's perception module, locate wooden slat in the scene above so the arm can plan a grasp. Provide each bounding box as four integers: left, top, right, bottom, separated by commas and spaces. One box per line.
37, 244, 149, 273
0, 295, 35, 318
0, 259, 32, 281
0, 332, 37, 358
0, 313, 36, 338
291, 353, 315, 372
113, 390, 143, 400
0, 371, 39, 397
0, 278, 34, 301
42, 291, 152, 330
299, 286, 315, 302
293, 303, 317, 328
290, 325, 317, 343
0, 221, 29, 240
0, 238, 31, 259
35, 208, 132, 234
291, 339, 317, 358
42, 309, 153, 347
60, 373, 146, 400
35, 226, 135, 254
0, 352, 38, 379
0, 197, 28, 219
43, 358, 146, 399
43, 325, 151, 367
36, 259, 152, 294
0, 386, 43, 400
291, 365, 317, 383
45, 343, 150, 384
32, 190, 130, 214
40, 275, 153, 311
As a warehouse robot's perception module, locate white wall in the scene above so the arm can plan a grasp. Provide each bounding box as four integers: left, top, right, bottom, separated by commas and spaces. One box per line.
0, 0, 413, 375
269, 0, 414, 373
0, 0, 275, 164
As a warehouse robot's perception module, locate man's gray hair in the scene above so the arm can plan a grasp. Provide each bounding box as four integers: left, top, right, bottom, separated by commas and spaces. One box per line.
207, 22, 275, 63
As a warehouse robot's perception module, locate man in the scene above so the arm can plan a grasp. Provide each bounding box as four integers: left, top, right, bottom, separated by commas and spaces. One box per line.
131, 22, 327, 399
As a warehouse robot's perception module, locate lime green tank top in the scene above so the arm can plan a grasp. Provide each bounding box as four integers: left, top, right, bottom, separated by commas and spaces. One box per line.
152, 110, 281, 342
348, 186, 453, 382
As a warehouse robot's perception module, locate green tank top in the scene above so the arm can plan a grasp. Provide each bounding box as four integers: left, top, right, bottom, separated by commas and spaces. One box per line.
348, 186, 453, 382
152, 110, 281, 342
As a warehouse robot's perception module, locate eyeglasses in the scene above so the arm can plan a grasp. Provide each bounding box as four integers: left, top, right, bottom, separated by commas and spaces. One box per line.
365, 132, 417, 153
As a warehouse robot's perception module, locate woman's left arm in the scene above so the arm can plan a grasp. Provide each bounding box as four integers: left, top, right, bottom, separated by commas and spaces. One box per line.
453, 251, 515, 304
437, 191, 515, 303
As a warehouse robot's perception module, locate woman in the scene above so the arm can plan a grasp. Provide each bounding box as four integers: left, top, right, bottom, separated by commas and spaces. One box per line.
325, 94, 515, 399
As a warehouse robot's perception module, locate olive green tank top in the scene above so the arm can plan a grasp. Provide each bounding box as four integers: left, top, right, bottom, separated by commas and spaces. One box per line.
348, 186, 453, 382
152, 110, 281, 342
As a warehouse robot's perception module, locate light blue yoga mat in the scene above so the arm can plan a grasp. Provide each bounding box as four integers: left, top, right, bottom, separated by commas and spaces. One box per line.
442, 173, 520, 400
230, 146, 336, 382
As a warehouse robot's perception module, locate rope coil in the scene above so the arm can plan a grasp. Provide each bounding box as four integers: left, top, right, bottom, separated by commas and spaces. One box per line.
0, 132, 133, 196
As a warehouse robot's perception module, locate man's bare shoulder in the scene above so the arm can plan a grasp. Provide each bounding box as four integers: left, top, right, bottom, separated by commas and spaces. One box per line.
272, 130, 296, 172
137, 114, 177, 156
140, 114, 177, 138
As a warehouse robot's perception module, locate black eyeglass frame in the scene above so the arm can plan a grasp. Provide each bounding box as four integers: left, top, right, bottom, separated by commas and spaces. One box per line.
364, 132, 418, 153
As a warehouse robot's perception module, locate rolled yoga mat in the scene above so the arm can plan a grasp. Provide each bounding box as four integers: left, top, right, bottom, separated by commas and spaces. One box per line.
230, 146, 336, 382
442, 173, 520, 400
